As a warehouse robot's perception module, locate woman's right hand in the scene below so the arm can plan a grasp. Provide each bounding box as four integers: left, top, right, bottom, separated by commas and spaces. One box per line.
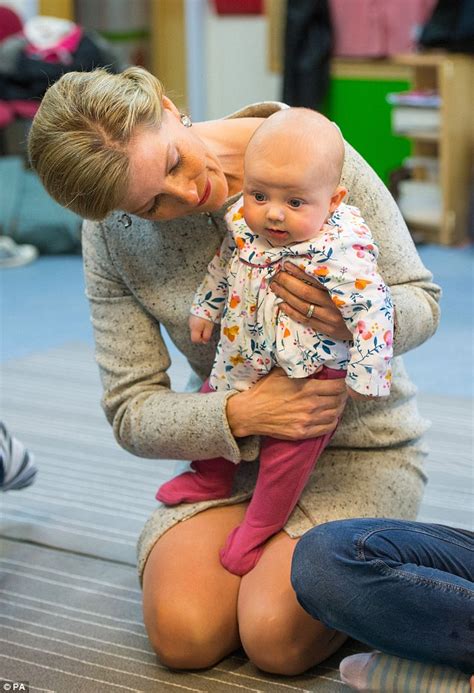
226, 368, 347, 440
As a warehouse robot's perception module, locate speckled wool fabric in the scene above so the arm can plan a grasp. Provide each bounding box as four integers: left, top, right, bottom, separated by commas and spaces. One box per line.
81, 103, 441, 582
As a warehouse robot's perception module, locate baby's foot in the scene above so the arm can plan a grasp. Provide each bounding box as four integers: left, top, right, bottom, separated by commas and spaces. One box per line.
156, 460, 234, 505
219, 520, 282, 576
219, 525, 264, 576
339, 652, 471, 692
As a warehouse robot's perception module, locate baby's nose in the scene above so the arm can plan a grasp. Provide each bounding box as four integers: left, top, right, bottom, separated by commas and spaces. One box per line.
266, 205, 284, 221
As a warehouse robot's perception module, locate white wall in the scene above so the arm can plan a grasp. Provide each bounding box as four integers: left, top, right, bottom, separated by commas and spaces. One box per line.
204, 6, 282, 119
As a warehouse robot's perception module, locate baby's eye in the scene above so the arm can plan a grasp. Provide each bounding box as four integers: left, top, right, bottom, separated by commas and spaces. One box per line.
253, 192, 266, 202
288, 198, 303, 208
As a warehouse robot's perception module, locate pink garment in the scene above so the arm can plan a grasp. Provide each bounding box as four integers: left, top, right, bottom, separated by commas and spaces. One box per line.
10, 100, 39, 118
0, 101, 14, 128
0, 6, 23, 42
156, 367, 347, 576
156, 378, 236, 505
25, 24, 82, 64
329, 0, 437, 57
0, 99, 40, 130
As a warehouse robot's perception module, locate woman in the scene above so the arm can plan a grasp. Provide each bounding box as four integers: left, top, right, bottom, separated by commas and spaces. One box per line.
28, 66, 440, 675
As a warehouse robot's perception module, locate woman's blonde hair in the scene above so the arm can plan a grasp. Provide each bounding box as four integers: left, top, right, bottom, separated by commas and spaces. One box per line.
28, 67, 165, 220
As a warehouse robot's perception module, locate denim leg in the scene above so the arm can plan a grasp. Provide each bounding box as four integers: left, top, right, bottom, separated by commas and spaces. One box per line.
291, 518, 474, 674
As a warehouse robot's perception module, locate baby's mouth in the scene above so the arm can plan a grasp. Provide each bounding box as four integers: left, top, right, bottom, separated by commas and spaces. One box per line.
266, 227, 288, 237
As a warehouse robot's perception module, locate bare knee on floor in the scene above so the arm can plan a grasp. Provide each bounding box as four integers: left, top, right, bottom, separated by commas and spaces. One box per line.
239, 606, 344, 676
141, 505, 246, 670
145, 601, 238, 670
237, 531, 347, 675
242, 626, 309, 675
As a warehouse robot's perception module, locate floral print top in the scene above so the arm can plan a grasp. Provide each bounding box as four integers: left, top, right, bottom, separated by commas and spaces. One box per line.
191, 197, 393, 397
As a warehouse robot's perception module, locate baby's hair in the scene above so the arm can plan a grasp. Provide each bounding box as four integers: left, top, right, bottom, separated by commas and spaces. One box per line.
28, 67, 165, 220
245, 108, 345, 191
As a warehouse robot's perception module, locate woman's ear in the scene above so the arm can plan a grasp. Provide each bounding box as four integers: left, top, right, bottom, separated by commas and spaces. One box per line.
162, 95, 181, 118
329, 185, 347, 213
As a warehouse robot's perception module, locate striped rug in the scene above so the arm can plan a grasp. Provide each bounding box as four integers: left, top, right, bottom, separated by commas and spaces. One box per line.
1, 343, 472, 691
0, 535, 365, 692
416, 393, 473, 531
1, 343, 179, 565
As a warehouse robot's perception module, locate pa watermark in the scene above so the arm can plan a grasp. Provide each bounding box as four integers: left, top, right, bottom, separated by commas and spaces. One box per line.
0, 683, 29, 692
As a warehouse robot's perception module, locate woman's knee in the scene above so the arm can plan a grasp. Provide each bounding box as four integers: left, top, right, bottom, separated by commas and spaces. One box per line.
141, 506, 245, 670
144, 600, 237, 670
240, 612, 306, 674
240, 612, 345, 676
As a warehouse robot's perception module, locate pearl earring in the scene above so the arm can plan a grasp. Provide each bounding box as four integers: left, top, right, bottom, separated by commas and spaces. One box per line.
180, 113, 192, 128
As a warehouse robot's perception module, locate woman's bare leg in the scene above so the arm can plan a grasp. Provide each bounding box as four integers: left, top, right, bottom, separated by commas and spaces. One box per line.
142, 503, 247, 669
238, 531, 347, 675
143, 504, 345, 674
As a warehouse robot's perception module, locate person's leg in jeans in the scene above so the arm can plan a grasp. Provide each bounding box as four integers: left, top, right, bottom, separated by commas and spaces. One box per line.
290, 518, 474, 686
220, 367, 347, 576
156, 379, 236, 505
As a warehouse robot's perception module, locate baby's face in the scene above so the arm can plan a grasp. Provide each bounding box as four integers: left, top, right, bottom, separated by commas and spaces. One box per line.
242, 151, 337, 246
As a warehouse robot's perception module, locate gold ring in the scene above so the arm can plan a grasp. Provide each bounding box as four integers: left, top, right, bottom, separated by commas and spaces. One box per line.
306, 303, 315, 319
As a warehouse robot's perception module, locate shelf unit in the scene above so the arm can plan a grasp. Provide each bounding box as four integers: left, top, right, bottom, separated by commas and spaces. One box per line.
393, 52, 474, 245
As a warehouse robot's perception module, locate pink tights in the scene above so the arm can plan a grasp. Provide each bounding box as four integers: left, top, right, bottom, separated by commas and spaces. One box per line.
156, 367, 346, 575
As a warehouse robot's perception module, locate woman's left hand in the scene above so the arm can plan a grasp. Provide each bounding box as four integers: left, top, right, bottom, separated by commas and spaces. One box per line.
272, 262, 351, 340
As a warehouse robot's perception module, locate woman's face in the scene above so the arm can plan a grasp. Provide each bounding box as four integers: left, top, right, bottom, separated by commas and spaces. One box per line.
123, 99, 229, 221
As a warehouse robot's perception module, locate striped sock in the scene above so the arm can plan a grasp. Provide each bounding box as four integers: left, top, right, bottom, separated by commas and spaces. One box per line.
0, 422, 37, 491
339, 652, 470, 692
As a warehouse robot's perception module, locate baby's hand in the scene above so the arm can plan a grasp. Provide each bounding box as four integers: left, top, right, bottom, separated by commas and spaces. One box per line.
189, 314, 214, 344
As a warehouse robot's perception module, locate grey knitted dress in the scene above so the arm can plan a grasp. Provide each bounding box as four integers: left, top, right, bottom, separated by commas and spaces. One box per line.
81, 103, 441, 581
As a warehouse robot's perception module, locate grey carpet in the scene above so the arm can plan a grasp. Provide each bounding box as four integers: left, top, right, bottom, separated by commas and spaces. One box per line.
1, 343, 179, 564
0, 538, 365, 693
1, 343, 472, 691
416, 393, 473, 530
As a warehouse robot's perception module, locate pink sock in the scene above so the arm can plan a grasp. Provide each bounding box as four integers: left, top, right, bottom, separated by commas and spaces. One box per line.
219, 433, 332, 575
156, 457, 236, 505
220, 367, 346, 576
156, 377, 237, 505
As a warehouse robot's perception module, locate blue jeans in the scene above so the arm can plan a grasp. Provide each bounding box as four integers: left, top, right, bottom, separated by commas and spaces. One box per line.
290, 518, 474, 674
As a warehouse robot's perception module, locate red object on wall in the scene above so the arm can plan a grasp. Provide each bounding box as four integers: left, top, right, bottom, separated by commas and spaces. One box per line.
213, 0, 263, 15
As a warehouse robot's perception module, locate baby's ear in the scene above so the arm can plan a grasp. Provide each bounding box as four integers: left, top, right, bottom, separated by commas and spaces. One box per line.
329, 185, 347, 213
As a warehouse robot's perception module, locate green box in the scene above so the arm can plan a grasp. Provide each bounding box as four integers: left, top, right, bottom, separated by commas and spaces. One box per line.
324, 77, 412, 185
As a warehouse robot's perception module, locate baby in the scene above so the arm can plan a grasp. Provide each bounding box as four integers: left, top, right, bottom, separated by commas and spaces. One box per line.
157, 108, 393, 576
